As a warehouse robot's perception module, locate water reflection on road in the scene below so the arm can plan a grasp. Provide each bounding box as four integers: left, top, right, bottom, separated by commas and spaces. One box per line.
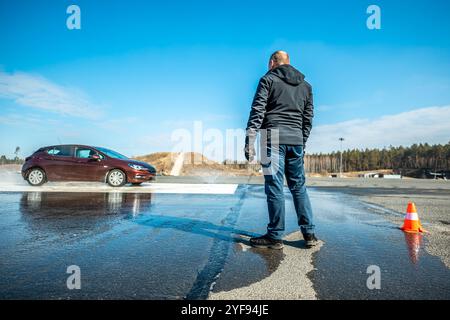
0, 188, 283, 299
0, 186, 448, 299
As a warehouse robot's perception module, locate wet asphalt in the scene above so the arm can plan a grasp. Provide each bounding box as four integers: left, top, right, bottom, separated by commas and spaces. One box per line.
0, 185, 449, 299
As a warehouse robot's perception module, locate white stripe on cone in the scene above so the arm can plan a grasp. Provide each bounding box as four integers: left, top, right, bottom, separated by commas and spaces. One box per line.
405, 212, 419, 221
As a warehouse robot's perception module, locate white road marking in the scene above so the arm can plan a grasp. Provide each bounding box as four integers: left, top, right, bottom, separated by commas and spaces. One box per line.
0, 182, 238, 194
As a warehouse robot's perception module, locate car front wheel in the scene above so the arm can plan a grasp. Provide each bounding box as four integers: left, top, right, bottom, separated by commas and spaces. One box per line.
27, 168, 46, 186
107, 169, 126, 187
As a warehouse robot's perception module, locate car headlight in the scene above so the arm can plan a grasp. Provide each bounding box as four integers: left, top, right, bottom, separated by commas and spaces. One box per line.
128, 163, 147, 171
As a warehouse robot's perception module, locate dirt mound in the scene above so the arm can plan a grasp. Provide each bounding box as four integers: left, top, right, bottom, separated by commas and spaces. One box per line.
134, 152, 261, 176
133, 152, 175, 175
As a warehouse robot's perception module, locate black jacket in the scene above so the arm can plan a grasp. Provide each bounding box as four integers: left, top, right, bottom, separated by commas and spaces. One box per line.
246, 64, 314, 146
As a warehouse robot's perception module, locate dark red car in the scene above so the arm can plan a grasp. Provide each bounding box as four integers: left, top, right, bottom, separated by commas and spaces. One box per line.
21, 145, 156, 187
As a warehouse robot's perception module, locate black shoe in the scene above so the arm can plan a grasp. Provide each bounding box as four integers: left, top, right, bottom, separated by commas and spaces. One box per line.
303, 233, 318, 248
250, 234, 284, 249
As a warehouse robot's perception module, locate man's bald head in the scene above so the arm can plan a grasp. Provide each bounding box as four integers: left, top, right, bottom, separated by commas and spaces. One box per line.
269, 51, 290, 70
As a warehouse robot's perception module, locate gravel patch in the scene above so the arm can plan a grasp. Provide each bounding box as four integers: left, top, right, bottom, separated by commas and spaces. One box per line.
208, 232, 323, 300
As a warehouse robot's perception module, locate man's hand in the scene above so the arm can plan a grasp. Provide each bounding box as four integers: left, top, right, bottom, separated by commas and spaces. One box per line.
244, 144, 256, 162
245, 135, 256, 162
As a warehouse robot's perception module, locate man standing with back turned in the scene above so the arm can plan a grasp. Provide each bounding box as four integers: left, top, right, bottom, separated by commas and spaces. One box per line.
245, 51, 317, 249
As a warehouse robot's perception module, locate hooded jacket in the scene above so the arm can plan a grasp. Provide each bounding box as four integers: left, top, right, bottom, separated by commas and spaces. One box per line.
246, 64, 314, 146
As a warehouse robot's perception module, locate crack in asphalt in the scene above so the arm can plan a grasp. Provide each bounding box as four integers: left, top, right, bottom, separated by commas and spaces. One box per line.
185, 185, 249, 300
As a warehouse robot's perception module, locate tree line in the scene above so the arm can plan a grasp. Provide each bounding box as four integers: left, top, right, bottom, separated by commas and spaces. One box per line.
304, 142, 450, 174
0, 147, 23, 165
0, 155, 24, 165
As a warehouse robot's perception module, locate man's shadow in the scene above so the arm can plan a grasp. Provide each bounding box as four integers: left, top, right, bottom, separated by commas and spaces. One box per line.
282, 238, 310, 249
133, 214, 254, 245
133, 214, 310, 249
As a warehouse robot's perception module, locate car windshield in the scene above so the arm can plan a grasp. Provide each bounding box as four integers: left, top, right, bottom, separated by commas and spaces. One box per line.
95, 147, 129, 159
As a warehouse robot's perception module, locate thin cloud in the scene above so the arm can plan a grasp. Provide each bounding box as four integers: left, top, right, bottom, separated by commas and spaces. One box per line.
96, 117, 138, 132
0, 113, 60, 127
307, 105, 450, 153
162, 114, 234, 128
0, 70, 102, 119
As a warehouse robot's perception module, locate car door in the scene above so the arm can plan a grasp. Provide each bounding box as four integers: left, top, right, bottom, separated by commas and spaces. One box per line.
42, 146, 77, 180
72, 147, 104, 181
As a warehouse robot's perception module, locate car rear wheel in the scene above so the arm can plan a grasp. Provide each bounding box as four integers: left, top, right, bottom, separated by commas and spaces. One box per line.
107, 169, 126, 187
27, 168, 46, 186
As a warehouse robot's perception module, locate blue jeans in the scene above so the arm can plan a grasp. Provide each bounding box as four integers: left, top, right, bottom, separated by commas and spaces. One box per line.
262, 145, 315, 240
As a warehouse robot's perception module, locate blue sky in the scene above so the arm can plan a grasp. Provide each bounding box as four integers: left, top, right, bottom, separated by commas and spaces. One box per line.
1, 0, 450, 159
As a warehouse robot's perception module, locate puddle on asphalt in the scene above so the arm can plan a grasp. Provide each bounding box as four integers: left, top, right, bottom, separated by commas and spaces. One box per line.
210, 241, 285, 293
1, 186, 449, 299
308, 189, 450, 299
0, 188, 284, 299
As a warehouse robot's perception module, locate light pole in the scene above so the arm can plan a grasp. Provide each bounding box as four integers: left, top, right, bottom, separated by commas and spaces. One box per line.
339, 137, 344, 178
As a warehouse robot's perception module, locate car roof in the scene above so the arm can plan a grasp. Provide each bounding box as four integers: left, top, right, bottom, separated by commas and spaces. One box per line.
42, 144, 98, 149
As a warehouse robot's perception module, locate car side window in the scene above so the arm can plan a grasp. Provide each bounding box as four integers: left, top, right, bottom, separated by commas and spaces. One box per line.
75, 148, 104, 159
46, 146, 73, 157
75, 148, 94, 159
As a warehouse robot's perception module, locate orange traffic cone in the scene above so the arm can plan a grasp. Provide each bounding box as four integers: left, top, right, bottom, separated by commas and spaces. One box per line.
400, 202, 426, 233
